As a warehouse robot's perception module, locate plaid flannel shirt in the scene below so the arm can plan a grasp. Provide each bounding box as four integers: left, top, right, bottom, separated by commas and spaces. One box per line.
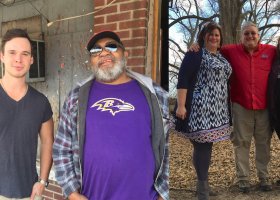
53, 70, 170, 200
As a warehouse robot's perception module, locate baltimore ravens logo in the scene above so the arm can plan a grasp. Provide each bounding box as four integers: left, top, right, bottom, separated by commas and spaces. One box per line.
91, 98, 135, 116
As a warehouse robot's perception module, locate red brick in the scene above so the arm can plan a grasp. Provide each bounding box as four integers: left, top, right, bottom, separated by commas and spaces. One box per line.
94, 0, 105, 7
94, 5, 117, 16
120, 1, 148, 11
130, 66, 145, 74
133, 9, 147, 18
130, 48, 146, 56
127, 57, 145, 66
132, 28, 146, 38
46, 184, 62, 194
94, 23, 117, 33
117, 30, 130, 40
42, 190, 53, 198
94, 16, 105, 25
107, 12, 131, 23
123, 38, 146, 48
107, 0, 119, 3
120, 19, 146, 29
54, 193, 65, 200
96, 0, 120, 7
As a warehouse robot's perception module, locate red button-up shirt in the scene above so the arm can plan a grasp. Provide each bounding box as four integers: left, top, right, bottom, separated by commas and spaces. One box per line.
221, 43, 276, 110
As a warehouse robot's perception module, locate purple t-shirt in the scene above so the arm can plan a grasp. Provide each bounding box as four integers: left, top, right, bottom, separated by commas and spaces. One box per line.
82, 80, 158, 200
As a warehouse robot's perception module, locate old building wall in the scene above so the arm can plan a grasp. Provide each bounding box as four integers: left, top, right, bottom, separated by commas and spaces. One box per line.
0, 0, 94, 128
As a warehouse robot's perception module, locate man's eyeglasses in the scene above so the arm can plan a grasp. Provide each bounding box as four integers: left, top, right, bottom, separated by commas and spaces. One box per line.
89, 42, 123, 57
244, 31, 257, 36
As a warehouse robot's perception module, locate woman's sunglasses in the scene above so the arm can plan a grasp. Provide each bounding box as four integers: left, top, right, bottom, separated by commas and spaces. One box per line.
89, 42, 123, 57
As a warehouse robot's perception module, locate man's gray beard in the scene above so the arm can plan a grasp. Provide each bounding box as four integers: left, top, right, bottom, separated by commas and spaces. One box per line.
93, 57, 126, 83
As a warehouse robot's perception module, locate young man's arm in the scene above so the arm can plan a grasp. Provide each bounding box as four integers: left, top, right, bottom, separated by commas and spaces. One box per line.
30, 118, 54, 199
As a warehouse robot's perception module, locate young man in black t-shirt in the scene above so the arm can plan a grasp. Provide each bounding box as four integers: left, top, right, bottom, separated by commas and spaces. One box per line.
0, 28, 54, 199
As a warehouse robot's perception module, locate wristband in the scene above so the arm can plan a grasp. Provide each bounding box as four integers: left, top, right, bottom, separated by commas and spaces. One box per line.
38, 178, 49, 187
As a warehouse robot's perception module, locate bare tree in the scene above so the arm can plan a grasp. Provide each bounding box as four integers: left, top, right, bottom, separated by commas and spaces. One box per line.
169, 0, 210, 96
242, 0, 280, 43
218, 0, 245, 44
169, 0, 280, 97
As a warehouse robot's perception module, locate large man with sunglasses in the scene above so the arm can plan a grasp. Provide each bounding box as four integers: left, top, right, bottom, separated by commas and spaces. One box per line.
53, 31, 169, 200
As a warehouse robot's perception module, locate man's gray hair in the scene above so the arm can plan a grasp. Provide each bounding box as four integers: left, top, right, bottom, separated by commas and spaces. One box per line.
241, 21, 258, 33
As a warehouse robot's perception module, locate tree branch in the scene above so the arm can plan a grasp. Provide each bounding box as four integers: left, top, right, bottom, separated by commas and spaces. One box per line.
259, 23, 280, 31
169, 14, 220, 28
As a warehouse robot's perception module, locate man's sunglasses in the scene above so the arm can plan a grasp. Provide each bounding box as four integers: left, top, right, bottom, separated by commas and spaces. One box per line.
89, 42, 124, 57
244, 31, 257, 36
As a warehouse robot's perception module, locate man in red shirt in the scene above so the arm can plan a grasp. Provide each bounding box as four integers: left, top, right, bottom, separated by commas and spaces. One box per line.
221, 21, 276, 193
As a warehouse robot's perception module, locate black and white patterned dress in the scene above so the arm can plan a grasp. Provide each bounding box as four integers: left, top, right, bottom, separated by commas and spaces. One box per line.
187, 48, 232, 143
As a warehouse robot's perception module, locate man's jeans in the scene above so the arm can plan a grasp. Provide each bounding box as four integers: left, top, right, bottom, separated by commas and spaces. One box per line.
230, 103, 272, 181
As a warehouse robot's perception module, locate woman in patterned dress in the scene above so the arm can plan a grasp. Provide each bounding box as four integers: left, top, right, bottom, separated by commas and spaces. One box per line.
175, 22, 232, 200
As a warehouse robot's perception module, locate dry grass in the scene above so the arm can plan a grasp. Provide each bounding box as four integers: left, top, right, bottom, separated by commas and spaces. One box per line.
170, 129, 280, 191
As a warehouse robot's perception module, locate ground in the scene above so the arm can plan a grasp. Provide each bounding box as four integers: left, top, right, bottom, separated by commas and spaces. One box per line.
169, 130, 280, 200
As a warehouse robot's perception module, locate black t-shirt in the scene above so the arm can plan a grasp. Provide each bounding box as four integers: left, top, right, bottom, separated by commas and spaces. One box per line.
0, 85, 52, 198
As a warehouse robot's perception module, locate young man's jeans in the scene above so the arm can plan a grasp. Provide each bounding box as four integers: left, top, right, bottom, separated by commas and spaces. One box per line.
230, 103, 272, 181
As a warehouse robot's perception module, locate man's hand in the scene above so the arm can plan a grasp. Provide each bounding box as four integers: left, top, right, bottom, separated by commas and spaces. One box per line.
68, 192, 88, 200
189, 43, 200, 52
30, 182, 45, 200
158, 195, 164, 200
